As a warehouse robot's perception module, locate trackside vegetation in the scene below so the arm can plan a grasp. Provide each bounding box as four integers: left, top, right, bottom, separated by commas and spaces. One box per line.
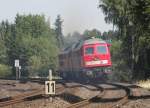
0, 14, 59, 77
99, 0, 150, 81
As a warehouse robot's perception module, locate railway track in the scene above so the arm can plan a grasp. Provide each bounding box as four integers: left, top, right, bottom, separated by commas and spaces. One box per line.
0, 88, 43, 107
106, 82, 131, 108
0, 78, 146, 108
67, 82, 132, 108
0, 86, 66, 107
0, 78, 65, 107
66, 84, 105, 108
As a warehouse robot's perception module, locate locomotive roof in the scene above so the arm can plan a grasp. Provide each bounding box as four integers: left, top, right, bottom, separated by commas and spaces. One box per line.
60, 38, 107, 54
84, 38, 106, 45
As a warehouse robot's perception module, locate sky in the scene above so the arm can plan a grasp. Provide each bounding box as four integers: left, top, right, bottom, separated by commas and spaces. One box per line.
0, 0, 113, 35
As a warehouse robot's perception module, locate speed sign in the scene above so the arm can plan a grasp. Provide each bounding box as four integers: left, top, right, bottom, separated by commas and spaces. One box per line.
45, 81, 55, 95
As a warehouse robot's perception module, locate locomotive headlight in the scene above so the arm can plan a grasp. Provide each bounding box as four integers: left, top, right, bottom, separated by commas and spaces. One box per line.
102, 60, 108, 64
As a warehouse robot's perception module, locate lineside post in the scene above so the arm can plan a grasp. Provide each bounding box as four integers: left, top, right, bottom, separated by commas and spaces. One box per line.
15, 59, 19, 80
45, 69, 56, 102
16, 67, 18, 80
49, 69, 52, 81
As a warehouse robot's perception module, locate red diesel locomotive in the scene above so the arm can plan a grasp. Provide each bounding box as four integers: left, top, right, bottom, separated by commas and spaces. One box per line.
58, 38, 112, 80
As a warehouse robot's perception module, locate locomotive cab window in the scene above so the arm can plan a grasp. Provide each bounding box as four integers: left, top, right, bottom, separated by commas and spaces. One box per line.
85, 47, 94, 54
97, 46, 107, 54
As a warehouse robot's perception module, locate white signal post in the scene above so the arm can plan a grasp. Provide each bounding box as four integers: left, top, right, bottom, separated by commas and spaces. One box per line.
18, 66, 21, 79
49, 69, 52, 81
45, 69, 56, 95
15, 59, 20, 80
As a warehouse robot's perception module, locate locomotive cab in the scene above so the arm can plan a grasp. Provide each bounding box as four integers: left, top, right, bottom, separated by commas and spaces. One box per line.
83, 44, 111, 67
82, 39, 112, 78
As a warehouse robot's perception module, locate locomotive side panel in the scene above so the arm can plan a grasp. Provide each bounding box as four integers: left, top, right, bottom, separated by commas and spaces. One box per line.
71, 47, 83, 72
59, 54, 69, 72
68, 51, 73, 73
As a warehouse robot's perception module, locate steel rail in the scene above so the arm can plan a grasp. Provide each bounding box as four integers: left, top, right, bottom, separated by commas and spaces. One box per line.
0, 85, 65, 107
67, 82, 132, 108
105, 82, 132, 108
66, 84, 105, 108
0, 79, 133, 108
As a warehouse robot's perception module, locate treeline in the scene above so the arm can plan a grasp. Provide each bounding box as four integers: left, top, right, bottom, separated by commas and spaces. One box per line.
99, 0, 150, 81
0, 14, 60, 77
64, 29, 115, 47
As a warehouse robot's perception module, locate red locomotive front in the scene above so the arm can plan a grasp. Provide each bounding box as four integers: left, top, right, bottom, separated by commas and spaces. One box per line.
83, 42, 111, 68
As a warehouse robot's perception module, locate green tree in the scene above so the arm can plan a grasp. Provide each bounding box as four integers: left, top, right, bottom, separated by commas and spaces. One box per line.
14, 14, 58, 76
99, 0, 150, 80
0, 40, 7, 64
83, 29, 102, 39
54, 15, 64, 48
0, 21, 13, 77
0, 64, 11, 77
0, 14, 59, 77
0, 21, 13, 64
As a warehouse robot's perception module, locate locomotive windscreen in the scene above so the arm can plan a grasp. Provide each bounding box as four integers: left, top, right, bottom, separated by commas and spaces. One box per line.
85, 47, 94, 54
97, 46, 107, 54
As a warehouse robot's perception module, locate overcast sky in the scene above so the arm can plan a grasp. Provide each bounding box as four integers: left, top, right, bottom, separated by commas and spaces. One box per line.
0, 0, 113, 35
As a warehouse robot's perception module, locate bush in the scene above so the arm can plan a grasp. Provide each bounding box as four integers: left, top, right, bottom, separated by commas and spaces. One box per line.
109, 40, 132, 82
0, 64, 12, 77
28, 56, 42, 76
27, 55, 52, 77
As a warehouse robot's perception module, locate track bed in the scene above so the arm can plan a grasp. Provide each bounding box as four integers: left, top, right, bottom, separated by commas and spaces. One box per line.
0, 79, 150, 108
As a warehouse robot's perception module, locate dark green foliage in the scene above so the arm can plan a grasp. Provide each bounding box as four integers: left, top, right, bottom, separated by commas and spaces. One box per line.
0, 21, 12, 76
83, 29, 102, 39
99, 0, 150, 80
54, 15, 64, 49
0, 64, 11, 77
0, 40, 7, 64
0, 14, 59, 77
110, 40, 132, 81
